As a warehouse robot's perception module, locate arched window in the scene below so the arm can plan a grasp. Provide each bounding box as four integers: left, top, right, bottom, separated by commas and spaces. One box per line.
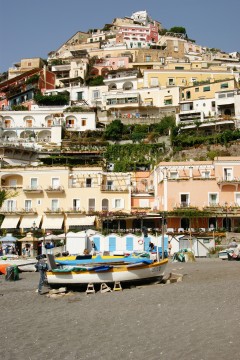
108, 83, 117, 91
123, 81, 133, 91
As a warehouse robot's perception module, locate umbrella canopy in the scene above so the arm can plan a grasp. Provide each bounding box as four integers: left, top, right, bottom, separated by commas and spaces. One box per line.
0, 234, 18, 242
38, 234, 62, 241
18, 232, 39, 242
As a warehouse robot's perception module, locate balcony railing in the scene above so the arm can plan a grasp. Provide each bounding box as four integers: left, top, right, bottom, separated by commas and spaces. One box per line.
45, 186, 65, 192
65, 208, 85, 213
23, 186, 43, 193
44, 208, 64, 213
0, 207, 37, 214
101, 185, 128, 192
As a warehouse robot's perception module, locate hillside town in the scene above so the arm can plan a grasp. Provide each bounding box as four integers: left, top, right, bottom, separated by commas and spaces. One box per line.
0, 9, 240, 244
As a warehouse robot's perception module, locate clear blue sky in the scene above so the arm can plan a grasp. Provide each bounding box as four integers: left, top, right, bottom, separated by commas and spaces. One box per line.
1, 0, 239, 72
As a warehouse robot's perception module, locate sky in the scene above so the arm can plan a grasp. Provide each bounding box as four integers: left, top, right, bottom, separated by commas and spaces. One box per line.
1, 0, 240, 73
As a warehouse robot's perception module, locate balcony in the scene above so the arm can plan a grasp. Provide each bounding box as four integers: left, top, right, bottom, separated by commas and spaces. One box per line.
168, 176, 190, 182
217, 177, 240, 190
101, 185, 128, 192
17, 208, 38, 214
64, 208, 85, 214
1, 185, 23, 190
45, 186, 65, 193
23, 186, 43, 193
0, 207, 37, 214
44, 208, 64, 214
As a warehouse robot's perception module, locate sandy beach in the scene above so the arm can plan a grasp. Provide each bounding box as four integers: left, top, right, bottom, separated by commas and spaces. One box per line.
1, 258, 240, 360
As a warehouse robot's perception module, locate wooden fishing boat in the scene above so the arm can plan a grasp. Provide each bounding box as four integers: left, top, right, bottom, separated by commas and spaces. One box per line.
46, 255, 168, 285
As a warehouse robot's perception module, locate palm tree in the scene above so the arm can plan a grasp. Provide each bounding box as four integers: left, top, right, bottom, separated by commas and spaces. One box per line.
0, 189, 18, 208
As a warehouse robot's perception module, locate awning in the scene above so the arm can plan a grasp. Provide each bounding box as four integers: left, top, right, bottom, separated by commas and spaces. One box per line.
20, 215, 42, 229
164, 95, 173, 100
1, 216, 20, 229
66, 215, 95, 227
42, 215, 64, 230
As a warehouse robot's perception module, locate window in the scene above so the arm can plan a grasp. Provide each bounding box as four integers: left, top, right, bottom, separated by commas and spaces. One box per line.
66, 118, 75, 128
164, 98, 172, 105
195, 88, 199, 92
150, 77, 158, 87
169, 171, 178, 179
88, 198, 95, 212
223, 168, 233, 181
77, 92, 83, 100
28, 62, 31, 66
6, 200, 16, 211
92, 90, 100, 99
235, 193, 240, 206
51, 199, 59, 211
73, 199, 80, 210
31, 178, 38, 189
175, 66, 184, 70
107, 180, 113, 190
186, 91, 191, 99
74, 70, 78, 77
168, 78, 175, 86
202, 171, 210, 178
203, 86, 210, 92
86, 178, 92, 188
221, 83, 229, 89
82, 119, 86, 126
113, 198, 124, 209
102, 199, 109, 211
25, 200, 32, 211
180, 194, 189, 207
52, 178, 60, 189
146, 56, 151, 62
209, 193, 218, 206
25, 119, 33, 127
4, 119, 11, 128
218, 93, 226, 99
9, 179, 17, 187
37, 200, 41, 205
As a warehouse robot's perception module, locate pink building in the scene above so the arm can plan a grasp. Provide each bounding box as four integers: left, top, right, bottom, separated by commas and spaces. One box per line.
154, 157, 240, 231
116, 22, 159, 44
91, 57, 130, 77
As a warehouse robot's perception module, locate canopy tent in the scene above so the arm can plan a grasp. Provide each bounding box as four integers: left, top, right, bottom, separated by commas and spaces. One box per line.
39, 234, 63, 241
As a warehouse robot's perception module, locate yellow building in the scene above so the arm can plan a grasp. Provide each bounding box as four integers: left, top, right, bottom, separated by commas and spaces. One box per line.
0, 166, 131, 233
143, 68, 235, 89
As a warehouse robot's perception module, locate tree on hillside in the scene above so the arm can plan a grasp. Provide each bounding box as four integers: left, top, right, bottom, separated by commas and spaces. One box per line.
104, 120, 124, 141
169, 26, 187, 36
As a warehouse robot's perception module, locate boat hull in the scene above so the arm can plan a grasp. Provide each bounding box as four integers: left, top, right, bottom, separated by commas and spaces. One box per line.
47, 259, 168, 285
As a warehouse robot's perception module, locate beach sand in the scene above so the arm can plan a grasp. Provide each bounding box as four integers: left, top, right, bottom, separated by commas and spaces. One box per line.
1, 258, 240, 360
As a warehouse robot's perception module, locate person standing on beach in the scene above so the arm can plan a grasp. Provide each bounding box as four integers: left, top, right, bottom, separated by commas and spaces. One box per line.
35, 255, 48, 294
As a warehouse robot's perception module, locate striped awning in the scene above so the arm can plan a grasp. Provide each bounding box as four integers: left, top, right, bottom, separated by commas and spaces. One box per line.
42, 215, 64, 230
1, 215, 20, 229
